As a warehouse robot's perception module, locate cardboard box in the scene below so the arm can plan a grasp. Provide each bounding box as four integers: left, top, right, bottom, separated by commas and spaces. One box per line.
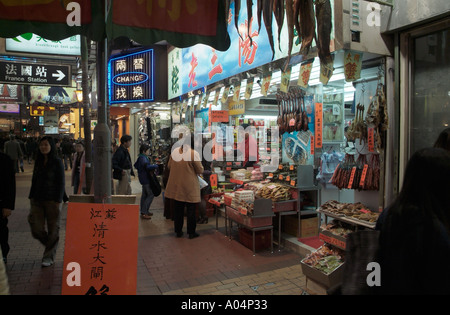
283, 215, 318, 238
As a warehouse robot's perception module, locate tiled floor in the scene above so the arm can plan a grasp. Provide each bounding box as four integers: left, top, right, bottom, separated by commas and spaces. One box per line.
4, 164, 308, 295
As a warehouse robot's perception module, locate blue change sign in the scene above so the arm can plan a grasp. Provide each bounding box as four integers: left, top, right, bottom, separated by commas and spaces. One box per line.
108, 49, 154, 104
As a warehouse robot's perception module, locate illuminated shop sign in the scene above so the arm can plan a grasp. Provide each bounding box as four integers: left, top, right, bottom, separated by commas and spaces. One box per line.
108, 49, 154, 104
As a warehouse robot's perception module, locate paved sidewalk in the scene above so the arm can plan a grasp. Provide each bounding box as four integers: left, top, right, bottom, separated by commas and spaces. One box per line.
4, 164, 308, 295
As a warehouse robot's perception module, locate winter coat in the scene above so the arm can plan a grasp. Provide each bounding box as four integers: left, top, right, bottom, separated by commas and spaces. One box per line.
112, 145, 135, 177
164, 148, 204, 203
71, 150, 86, 193
133, 154, 158, 185
0, 152, 15, 210
29, 157, 65, 203
4, 139, 22, 160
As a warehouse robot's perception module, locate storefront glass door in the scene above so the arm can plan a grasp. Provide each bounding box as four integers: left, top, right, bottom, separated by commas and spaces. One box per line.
411, 27, 450, 156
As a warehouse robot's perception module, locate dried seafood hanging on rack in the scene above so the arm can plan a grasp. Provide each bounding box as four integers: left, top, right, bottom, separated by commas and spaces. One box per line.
366, 83, 388, 152
330, 153, 380, 191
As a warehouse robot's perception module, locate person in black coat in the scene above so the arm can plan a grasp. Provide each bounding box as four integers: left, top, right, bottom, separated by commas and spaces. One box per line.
0, 152, 15, 264
28, 136, 65, 267
376, 147, 450, 294
112, 135, 135, 195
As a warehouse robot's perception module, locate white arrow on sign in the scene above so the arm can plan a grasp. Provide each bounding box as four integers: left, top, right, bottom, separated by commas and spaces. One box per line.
52, 70, 66, 81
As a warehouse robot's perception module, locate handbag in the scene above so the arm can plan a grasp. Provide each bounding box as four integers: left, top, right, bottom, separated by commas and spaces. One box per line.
148, 171, 161, 197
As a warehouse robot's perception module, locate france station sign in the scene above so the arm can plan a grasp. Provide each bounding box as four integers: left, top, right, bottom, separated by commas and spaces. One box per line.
0, 61, 71, 87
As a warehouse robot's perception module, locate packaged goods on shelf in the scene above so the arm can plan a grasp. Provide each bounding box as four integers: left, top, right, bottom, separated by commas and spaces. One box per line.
319, 200, 380, 224
320, 220, 354, 238
256, 182, 292, 202
251, 168, 263, 181
235, 190, 254, 202
231, 169, 252, 180
301, 244, 345, 275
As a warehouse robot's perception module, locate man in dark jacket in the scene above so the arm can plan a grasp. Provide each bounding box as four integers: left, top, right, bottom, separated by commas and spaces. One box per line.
112, 135, 135, 195
0, 152, 15, 264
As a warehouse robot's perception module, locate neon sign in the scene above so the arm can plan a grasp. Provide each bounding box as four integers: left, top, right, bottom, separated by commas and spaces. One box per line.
108, 49, 154, 104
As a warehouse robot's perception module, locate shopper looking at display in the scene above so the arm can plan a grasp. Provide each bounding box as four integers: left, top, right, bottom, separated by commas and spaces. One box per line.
434, 127, 450, 151
376, 147, 450, 294
165, 134, 204, 239
134, 144, 159, 220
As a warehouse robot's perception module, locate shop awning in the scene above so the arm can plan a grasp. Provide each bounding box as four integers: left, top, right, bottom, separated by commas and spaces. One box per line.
0, 0, 230, 51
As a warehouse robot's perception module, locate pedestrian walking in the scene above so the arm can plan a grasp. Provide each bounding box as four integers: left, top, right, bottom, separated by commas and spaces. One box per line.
134, 144, 159, 220
26, 137, 38, 163
165, 134, 204, 239
61, 137, 74, 171
0, 151, 15, 265
376, 147, 450, 294
28, 136, 65, 267
112, 135, 135, 195
3, 135, 23, 173
71, 141, 86, 194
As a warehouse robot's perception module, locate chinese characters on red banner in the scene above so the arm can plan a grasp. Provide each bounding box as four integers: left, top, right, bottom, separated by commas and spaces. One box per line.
62, 203, 139, 295
188, 52, 198, 88
238, 18, 259, 67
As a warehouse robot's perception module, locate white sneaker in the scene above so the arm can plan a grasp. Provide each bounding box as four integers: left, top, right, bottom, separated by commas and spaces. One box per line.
41, 258, 54, 267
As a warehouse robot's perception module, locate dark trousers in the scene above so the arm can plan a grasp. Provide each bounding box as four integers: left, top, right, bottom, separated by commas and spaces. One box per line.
173, 200, 196, 235
0, 216, 9, 259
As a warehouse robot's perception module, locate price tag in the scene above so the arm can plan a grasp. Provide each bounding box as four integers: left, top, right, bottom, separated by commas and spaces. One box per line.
286, 175, 290, 182
278, 164, 283, 170
347, 166, 357, 189
290, 165, 294, 171
210, 174, 218, 189
269, 173, 274, 178
278, 174, 284, 180
359, 164, 369, 188
290, 180, 296, 186
368, 127, 375, 152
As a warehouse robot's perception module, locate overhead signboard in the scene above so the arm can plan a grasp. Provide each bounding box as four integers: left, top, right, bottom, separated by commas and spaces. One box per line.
6, 33, 81, 56
0, 61, 71, 87
108, 49, 154, 105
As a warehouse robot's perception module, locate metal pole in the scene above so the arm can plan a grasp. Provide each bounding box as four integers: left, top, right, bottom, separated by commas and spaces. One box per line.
93, 1, 112, 203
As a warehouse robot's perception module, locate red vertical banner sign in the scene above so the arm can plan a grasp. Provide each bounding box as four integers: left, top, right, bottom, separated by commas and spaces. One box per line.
62, 203, 139, 295
315, 103, 323, 148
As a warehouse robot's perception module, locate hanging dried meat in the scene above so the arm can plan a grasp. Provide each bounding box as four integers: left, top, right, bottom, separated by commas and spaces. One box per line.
299, 0, 316, 56
235, 0, 243, 39
273, 0, 285, 51
263, 0, 276, 59
284, 0, 294, 71
315, 0, 333, 64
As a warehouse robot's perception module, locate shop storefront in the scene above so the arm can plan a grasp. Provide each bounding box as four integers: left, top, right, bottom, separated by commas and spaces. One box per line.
166, 0, 393, 292
381, 2, 450, 191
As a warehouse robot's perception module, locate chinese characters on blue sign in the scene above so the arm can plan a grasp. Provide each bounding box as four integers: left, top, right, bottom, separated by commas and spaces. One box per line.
108, 48, 154, 104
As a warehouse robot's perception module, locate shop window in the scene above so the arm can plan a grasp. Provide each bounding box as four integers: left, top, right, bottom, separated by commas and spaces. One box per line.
411, 28, 450, 156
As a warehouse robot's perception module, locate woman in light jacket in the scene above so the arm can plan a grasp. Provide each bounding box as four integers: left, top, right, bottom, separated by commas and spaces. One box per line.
165, 134, 204, 239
